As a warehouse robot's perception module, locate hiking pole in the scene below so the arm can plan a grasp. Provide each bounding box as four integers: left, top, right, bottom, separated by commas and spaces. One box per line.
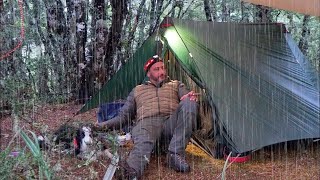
103, 151, 119, 180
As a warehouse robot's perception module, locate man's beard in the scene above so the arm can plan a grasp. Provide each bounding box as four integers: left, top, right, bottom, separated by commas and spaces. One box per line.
157, 74, 167, 83
150, 74, 165, 85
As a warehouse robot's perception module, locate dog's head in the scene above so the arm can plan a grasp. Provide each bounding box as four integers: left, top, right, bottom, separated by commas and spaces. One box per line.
74, 126, 93, 155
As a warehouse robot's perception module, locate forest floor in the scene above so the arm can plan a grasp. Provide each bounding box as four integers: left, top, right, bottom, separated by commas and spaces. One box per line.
1, 102, 320, 180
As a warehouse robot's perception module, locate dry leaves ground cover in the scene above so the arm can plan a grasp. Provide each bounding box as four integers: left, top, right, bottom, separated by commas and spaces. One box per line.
1, 102, 319, 179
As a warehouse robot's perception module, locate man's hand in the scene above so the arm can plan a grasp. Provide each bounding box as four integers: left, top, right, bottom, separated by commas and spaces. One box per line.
92, 121, 111, 133
95, 120, 107, 129
180, 91, 199, 101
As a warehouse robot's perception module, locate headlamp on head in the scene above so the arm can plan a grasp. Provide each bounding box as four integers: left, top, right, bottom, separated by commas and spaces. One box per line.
144, 55, 163, 72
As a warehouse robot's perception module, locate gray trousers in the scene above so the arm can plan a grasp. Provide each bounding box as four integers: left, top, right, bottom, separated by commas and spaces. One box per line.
126, 99, 198, 177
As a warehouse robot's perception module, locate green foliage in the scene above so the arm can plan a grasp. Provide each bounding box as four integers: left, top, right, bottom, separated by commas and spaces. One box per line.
0, 148, 26, 179
105, 132, 121, 154
0, 74, 34, 114
0, 130, 53, 179
20, 130, 53, 180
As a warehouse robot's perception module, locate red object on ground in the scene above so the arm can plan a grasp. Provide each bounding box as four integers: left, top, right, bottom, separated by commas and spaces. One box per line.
73, 137, 79, 149
224, 154, 251, 163
223, 146, 251, 163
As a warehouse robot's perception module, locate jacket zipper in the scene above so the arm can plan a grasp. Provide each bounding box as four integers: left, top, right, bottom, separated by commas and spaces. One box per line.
156, 86, 160, 116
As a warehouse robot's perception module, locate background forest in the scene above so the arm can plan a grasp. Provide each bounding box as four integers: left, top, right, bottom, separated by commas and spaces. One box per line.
0, 0, 319, 115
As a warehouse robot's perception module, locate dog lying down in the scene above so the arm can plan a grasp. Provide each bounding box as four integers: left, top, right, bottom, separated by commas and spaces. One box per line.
37, 124, 115, 161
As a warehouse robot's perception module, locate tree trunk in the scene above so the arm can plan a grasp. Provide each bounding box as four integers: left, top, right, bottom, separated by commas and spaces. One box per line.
286, 13, 294, 33
171, 0, 176, 18
38, 54, 50, 96
149, 0, 156, 35
30, 0, 50, 96
240, 1, 249, 23
255, 5, 272, 23
45, 0, 65, 96
153, 0, 165, 33
11, 102, 20, 140
0, 0, 3, 13
221, 0, 228, 22
136, 6, 149, 47
149, 0, 165, 35
105, 0, 128, 77
55, 0, 67, 95
204, 0, 213, 21
176, 1, 183, 18
126, 0, 146, 58
74, 0, 88, 103
0, 0, 4, 56
92, 0, 107, 89
1, 1, 16, 62
94, 0, 105, 20
298, 15, 310, 56
172, 1, 184, 19
66, 0, 78, 100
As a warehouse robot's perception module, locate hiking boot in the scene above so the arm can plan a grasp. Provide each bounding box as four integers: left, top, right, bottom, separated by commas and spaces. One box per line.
167, 153, 190, 172
115, 160, 138, 180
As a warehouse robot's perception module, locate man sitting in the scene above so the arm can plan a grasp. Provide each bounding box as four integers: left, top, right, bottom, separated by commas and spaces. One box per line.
98, 55, 198, 179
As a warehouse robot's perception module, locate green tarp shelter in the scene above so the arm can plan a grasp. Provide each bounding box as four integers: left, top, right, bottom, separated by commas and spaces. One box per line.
79, 17, 320, 156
